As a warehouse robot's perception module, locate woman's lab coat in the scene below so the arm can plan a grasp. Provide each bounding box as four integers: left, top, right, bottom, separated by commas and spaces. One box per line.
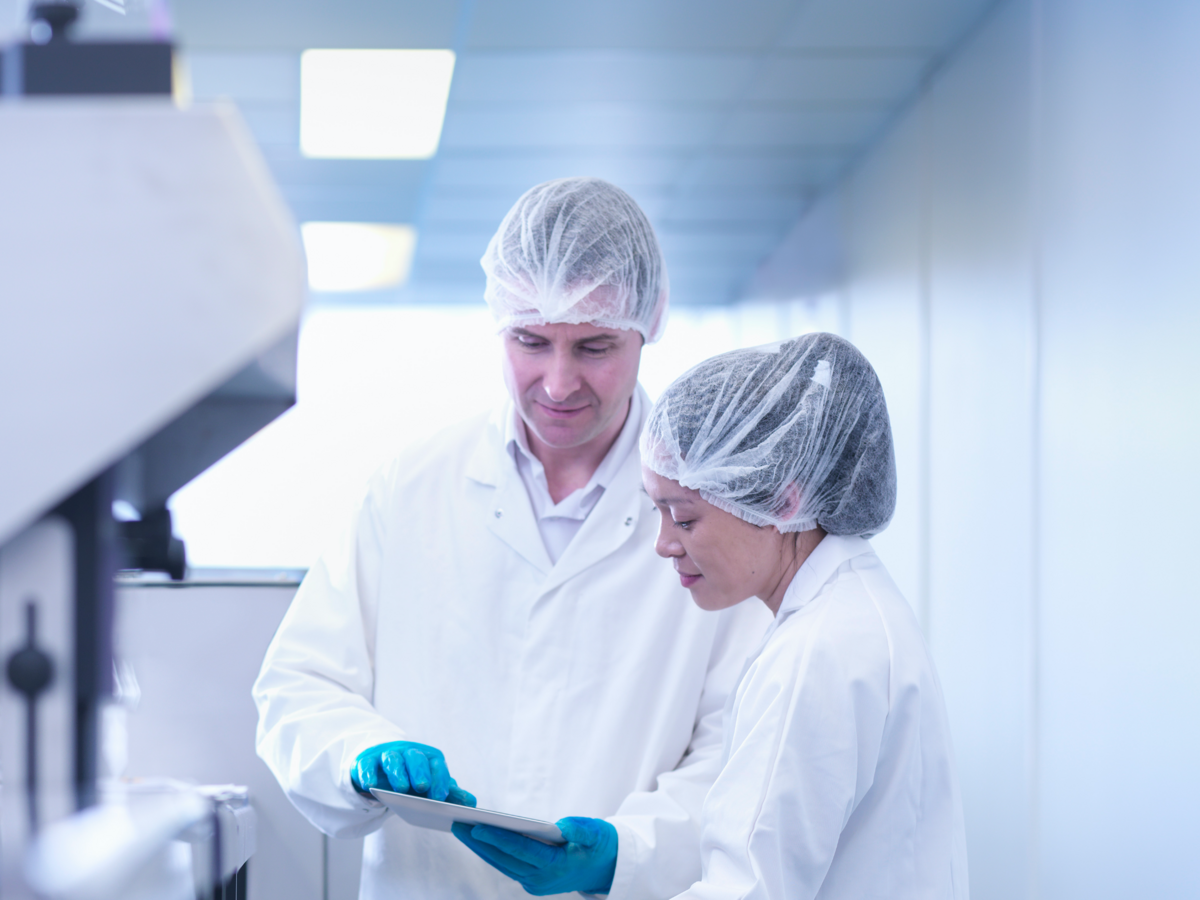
675, 534, 969, 900
253, 389, 771, 900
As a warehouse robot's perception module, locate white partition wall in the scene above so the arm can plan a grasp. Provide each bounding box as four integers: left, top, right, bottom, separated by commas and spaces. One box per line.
749, 0, 1200, 897
115, 584, 364, 900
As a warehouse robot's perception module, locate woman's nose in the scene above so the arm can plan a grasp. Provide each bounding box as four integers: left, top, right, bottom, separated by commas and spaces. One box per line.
655, 517, 682, 559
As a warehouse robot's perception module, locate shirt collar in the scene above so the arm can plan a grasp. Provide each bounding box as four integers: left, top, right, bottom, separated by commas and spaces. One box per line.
505, 387, 644, 502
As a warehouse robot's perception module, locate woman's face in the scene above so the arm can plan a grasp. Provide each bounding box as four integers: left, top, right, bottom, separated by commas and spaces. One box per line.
642, 467, 795, 612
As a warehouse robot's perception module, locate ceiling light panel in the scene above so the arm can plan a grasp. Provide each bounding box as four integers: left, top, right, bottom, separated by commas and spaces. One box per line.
300, 49, 455, 159
302, 223, 417, 292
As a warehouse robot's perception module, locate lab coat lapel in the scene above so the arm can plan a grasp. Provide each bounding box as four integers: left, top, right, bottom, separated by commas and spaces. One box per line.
536, 445, 645, 599
466, 408, 553, 575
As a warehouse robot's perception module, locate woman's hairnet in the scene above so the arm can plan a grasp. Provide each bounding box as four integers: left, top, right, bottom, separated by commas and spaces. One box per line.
641, 333, 897, 536
480, 177, 669, 343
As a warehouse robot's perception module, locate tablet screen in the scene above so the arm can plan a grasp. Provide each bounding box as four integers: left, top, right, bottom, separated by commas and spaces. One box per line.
370, 788, 566, 845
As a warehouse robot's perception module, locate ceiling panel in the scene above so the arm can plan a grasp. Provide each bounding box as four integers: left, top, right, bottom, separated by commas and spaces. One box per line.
467, 0, 796, 51
745, 55, 931, 103
439, 103, 722, 151
265, 158, 429, 191
166, 0, 998, 306
688, 152, 844, 188
235, 105, 300, 147
186, 53, 298, 102
716, 106, 888, 148
657, 227, 785, 264
782, 0, 996, 50
422, 190, 534, 226
173, 0, 459, 51
451, 52, 758, 104
283, 195, 418, 224
659, 190, 810, 225
432, 151, 687, 189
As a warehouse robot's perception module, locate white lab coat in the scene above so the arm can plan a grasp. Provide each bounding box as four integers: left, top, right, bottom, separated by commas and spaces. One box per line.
674, 534, 969, 900
253, 388, 772, 900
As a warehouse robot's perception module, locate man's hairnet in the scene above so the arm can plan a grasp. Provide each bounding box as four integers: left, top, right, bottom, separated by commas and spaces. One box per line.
480, 177, 669, 343
641, 333, 896, 536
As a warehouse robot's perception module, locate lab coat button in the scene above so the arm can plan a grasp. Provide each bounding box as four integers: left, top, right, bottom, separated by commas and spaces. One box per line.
495, 509, 503, 518
624, 517, 633, 526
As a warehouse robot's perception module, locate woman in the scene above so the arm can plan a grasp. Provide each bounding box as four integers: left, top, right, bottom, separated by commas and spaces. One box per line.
641, 333, 968, 900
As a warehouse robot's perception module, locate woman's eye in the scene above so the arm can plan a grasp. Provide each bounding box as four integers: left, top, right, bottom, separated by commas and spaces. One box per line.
675, 520, 693, 531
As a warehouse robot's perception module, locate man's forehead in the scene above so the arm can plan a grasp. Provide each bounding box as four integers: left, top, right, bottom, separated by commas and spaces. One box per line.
507, 323, 630, 341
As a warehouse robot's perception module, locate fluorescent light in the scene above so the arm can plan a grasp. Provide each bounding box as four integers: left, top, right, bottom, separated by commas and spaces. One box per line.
301, 223, 417, 292
300, 49, 455, 159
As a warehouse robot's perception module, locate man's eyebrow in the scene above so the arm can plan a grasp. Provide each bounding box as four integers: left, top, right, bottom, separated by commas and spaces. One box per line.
576, 332, 621, 343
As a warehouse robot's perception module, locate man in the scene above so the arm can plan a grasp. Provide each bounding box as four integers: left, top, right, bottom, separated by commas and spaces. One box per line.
253, 177, 771, 899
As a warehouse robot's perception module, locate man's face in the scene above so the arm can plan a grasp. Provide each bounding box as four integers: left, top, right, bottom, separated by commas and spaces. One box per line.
502, 321, 643, 452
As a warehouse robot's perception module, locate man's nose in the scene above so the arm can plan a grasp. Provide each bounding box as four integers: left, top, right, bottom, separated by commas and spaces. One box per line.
542, 350, 582, 403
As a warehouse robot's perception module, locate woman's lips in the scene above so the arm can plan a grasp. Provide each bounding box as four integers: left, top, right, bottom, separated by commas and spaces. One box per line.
679, 572, 702, 588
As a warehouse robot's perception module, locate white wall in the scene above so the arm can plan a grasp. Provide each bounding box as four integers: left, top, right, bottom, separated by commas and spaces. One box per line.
170, 301, 842, 570
749, 0, 1200, 896
115, 584, 364, 900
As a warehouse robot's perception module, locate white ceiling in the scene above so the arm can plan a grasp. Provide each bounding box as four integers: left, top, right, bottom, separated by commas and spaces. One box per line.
169, 0, 999, 305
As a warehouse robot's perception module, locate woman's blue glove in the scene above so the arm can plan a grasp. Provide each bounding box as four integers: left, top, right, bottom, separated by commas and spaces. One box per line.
351, 741, 476, 806
451, 816, 618, 896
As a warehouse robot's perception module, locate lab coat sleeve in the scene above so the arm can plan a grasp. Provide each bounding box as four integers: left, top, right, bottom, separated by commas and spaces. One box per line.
605, 601, 772, 900
673, 598, 891, 900
253, 469, 410, 839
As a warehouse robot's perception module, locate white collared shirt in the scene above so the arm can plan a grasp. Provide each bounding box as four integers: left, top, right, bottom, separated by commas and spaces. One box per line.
507, 388, 645, 565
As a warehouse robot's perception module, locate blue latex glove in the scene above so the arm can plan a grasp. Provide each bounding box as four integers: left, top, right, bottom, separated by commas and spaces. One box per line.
351, 741, 476, 806
452, 816, 618, 896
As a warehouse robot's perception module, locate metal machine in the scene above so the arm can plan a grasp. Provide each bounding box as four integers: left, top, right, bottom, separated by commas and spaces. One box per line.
0, 3, 306, 896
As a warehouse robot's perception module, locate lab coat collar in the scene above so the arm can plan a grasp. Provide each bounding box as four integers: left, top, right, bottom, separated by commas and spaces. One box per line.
775, 533, 874, 620
466, 404, 553, 574
463, 386, 652, 588
464, 404, 510, 488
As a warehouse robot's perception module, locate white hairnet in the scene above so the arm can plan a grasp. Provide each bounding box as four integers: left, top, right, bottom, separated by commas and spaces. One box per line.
480, 177, 669, 342
641, 333, 896, 536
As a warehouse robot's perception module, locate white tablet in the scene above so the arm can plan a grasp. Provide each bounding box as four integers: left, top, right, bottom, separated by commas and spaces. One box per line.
370, 788, 566, 845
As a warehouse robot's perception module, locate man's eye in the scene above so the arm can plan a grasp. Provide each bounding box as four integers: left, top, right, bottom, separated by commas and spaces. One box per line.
580, 345, 609, 355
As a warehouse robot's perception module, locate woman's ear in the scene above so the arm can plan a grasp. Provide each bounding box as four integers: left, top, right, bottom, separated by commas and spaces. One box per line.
773, 482, 803, 522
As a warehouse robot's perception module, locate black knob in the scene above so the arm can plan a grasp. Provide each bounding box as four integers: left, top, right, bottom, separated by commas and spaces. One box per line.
6, 603, 54, 700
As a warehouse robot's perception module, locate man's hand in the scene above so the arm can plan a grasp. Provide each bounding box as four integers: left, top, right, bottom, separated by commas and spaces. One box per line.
452, 816, 618, 896
351, 741, 476, 806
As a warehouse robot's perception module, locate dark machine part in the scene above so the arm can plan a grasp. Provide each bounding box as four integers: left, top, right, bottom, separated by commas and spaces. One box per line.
5, 601, 56, 833
53, 472, 118, 811
117, 509, 186, 582
0, 1, 173, 97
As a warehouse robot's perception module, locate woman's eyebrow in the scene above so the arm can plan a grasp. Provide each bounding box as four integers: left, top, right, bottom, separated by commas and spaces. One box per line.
653, 494, 694, 506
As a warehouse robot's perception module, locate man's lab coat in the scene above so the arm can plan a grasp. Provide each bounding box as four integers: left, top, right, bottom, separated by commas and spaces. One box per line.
253, 389, 772, 900
674, 534, 969, 900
